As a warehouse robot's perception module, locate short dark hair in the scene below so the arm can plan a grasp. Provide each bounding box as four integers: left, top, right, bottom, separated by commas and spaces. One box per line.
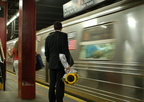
53, 21, 62, 30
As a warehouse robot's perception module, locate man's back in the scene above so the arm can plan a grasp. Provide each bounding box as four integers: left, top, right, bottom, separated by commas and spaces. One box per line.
45, 31, 69, 69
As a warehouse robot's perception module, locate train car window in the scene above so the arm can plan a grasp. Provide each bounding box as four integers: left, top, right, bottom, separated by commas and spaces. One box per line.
79, 23, 115, 60
82, 24, 113, 41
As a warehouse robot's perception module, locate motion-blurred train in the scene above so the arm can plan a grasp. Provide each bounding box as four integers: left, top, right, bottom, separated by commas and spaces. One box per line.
7, 0, 144, 102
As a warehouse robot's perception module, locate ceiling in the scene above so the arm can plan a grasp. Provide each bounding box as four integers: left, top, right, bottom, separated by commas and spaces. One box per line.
7, 0, 70, 29
6, 0, 120, 40
7, 0, 70, 40
36, 0, 70, 30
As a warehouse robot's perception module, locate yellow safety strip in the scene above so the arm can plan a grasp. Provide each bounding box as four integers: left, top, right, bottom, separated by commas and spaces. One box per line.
7, 71, 86, 102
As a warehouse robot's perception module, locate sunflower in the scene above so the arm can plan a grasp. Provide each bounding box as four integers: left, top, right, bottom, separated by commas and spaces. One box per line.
62, 72, 79, 85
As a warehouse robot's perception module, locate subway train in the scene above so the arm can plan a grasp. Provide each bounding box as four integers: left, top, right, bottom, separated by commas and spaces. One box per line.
6, 0, 144, 102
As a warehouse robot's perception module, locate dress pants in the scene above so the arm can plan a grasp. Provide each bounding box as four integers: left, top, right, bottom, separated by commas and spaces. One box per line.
49, 68, 65, 102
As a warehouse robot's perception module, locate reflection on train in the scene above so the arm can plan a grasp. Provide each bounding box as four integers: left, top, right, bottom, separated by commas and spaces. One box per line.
7, 0, 144, 102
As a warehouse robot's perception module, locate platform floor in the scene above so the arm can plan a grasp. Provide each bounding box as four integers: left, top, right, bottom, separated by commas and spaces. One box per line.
0, 72, 86, 102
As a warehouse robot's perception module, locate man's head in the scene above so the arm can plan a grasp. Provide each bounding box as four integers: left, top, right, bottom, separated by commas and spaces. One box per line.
54, 21, 62, 30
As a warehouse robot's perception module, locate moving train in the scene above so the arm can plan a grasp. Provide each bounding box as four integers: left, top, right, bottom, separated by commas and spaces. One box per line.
7, 0, 144, 102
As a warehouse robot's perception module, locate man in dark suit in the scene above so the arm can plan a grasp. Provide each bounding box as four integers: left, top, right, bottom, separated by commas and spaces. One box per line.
45, 21, 72, 102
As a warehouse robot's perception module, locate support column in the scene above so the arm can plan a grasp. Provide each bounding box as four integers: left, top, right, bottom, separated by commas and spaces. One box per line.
0, 1, 7, 91
18, 0, 36, 99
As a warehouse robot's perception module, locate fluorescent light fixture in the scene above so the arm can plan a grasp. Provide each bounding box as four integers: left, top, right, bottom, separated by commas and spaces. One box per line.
7, 12, 19, 26
19, 0, 23, 8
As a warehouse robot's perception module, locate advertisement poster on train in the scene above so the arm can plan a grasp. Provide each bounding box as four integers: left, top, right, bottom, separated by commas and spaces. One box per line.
79, 23, 115, 59
69, 39, 76, 50
0, 6, 4, 18
63, 0, 104, 17
68, 32, 76, 50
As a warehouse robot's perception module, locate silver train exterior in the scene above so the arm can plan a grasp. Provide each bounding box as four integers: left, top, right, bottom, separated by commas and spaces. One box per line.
7, 0, 144, 102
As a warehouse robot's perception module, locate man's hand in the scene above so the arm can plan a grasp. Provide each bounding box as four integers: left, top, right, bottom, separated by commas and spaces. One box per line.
65, 67, 70, 73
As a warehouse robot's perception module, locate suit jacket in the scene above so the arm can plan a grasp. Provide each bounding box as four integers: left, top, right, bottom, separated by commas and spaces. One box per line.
45, 31, 72, 69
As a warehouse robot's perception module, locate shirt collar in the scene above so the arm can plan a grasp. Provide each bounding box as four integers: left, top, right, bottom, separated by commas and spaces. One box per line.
55, 30, 61, 32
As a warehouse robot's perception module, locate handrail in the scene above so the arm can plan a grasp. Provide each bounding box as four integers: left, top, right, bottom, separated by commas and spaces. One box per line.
0, 39, 5, 62
74, 61, 144, 67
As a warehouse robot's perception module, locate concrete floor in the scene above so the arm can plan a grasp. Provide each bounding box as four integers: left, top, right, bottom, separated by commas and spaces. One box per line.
0, 72, 85, 102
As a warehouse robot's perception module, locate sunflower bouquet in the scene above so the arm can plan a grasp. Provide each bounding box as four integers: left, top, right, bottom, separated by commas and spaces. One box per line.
62, 69, 79, 85
59, 54, 79, 85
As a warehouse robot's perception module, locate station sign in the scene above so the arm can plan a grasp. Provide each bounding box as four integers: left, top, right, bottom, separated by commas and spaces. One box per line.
63, 0, 104, 17
0, 6, 4, 18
